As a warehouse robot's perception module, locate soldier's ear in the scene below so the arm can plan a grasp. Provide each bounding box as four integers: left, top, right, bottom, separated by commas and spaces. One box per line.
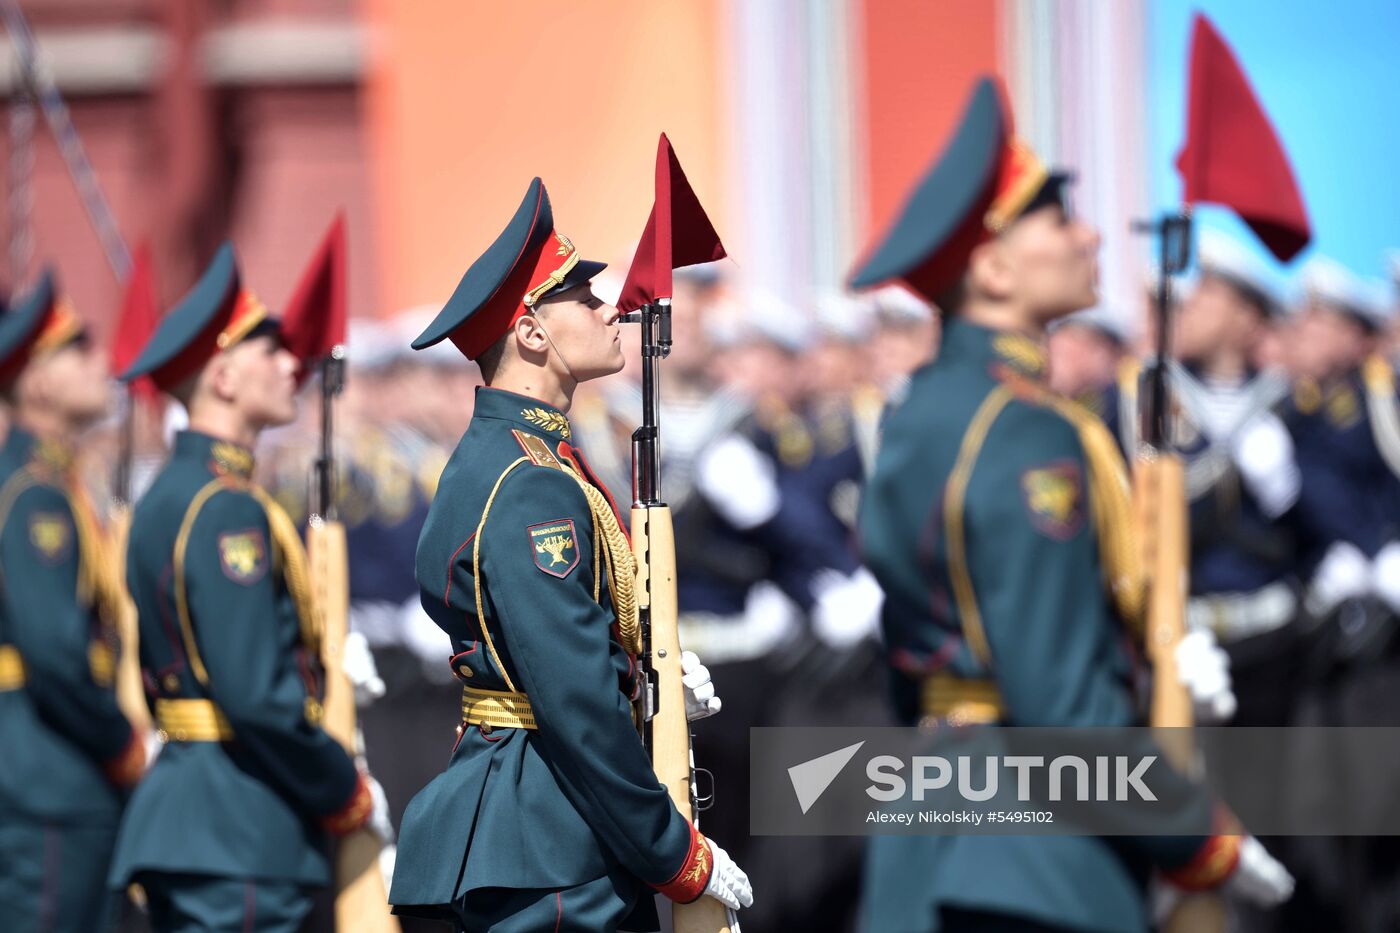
205, 352, 241, 404
967, 240, 1014, 302
512, 313, 552, 359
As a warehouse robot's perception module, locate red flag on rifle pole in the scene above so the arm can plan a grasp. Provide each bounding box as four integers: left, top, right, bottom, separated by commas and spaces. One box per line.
617, 133, 726, 313
280, 212, 348, 386
1175, 13, 1310, 262
111, 242, 159, 404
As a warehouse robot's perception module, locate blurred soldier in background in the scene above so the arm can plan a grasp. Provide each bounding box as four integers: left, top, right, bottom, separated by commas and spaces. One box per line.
853, 79, 1291, 932
1277, 256, 1400, 933
110, 244, 391, 931
0, 273, 146, 932
865, 284, 938, 406
1285, 257, 1400, 632
1047, 305, 1132, 415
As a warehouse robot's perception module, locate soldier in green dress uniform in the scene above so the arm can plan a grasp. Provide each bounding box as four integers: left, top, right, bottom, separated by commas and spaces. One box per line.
0, 270, 147, 932
851, 78, 1294, 933
388, 177, 751, 931
107, 243, 390, 932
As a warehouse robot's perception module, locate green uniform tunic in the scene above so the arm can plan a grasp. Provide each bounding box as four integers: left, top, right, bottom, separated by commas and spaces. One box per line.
0, 428, 140, 932
108, 430, 368, 924
391, 387, 709, 931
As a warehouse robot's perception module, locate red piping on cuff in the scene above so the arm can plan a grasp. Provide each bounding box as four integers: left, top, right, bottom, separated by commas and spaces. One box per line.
652, 825, 712, 904
1164, 808, 1243, 891
321, 772, 373, 836
103, 726, 146, 789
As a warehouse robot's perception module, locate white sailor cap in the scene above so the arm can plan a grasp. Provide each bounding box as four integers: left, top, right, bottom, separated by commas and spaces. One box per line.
1298, 256, 1393, 330
730, 291, 813, 354
1195, 229, 1282, 316
870, 285, 933, 326
1050, 305, 1134, 345
346, 317, 402, 372
814, 290, 875, 342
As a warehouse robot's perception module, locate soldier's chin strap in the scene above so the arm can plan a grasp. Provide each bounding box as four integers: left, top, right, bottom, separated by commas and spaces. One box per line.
530, 311, 581, 386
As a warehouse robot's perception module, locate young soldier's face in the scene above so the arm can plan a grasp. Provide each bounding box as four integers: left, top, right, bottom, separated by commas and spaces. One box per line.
1296, 304, 1372, 375
536, 284, 625, 382
999, 204, 1101, 323
31, 340, 111, 426
223, 334, 300, 429
1175, 276, 1262, 363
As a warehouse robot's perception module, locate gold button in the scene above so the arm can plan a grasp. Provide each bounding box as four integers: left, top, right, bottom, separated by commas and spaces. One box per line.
163, 674, 179, 692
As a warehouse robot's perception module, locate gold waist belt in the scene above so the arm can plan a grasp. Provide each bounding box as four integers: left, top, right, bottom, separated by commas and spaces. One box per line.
921, 675, 1005, 725
155, 698, 235, 742
0, 645, 25, 691
461, 686, 537, 731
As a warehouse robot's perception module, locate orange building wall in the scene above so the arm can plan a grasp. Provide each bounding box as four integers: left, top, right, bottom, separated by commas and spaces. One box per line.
854, 0, 1002, 254
361, 0, 727, 316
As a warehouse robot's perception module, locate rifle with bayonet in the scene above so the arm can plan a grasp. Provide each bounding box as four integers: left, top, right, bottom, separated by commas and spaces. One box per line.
626, 297, 735, 933
1133, 212, 1224, 933
306, 348, 401, 933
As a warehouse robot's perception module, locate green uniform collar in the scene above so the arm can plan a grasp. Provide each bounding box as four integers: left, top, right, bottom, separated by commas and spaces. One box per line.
3, 426, 76, 475
1, 426, 36, 466
473, 386, 573, 441
173, 430, 256, 480
941, 316, 1048, 382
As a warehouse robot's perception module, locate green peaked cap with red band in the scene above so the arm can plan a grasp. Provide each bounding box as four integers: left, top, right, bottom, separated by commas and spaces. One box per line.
412, 178, 606, 361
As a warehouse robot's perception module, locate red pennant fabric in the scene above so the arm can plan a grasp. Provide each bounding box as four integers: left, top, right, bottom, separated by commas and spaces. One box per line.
112, 242, 160, 403
281, 213, 348, 385
617, 134, 726, 313
1175, 13, 1310, 262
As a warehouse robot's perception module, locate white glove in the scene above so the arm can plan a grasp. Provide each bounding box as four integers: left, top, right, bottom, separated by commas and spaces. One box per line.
702, 839, 754, 911
343, 631, 386, 705
143, 728, 163, 768
696, 435, 780, 531
811, 567, 885, 650
1225, 836, 1294, 907
1307, 541, 1373, 616
682, 650, 721, 721
378, 843, 398, 892
365, 772, 395, 846
1229, 414, 1300, 519
1175, 629, 1236, 723
1373, 542, 1400, 615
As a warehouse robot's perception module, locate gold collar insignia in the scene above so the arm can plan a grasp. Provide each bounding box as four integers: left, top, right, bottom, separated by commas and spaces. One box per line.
521, 407, 571, 439
210, 441, 255, 479
993, 333, 1047, 379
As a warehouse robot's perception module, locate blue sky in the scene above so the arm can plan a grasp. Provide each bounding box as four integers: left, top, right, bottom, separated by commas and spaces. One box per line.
1148, 0, 1400, 286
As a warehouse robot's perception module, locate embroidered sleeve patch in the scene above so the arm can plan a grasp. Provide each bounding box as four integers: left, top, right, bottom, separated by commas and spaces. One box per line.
529, 519, 580, 578
218, 529, 268, 584
1021, 462, 1084, 540
29, 512, 72, 562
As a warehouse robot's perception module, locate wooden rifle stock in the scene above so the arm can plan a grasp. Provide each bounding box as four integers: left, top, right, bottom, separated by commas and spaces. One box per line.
108, 503, 152, 736
310, 518, 401, 933
1136, 453, 1224, 933
1136, 453, 1192, 730
632, 504, 731, 933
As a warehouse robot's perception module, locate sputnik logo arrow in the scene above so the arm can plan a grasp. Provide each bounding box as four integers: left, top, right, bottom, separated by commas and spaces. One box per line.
788, 741, 865, 814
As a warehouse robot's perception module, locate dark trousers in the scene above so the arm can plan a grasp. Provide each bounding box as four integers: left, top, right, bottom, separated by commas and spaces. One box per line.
0, 816, 120, 933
